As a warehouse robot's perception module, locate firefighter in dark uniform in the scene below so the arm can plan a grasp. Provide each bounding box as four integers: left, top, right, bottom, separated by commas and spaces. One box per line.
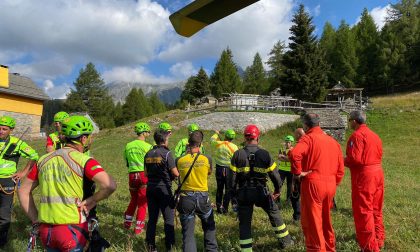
229, 125, 293, 251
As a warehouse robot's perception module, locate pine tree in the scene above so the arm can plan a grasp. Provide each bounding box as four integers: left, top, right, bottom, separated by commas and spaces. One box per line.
138, 88, 152, 118
354, 9, 380, 92
64, 62, 115, 128
319, 22, 336, 85
180, 76, 197, 103
330, 20, 358, 87
210, 48, 242, 98
148, 92, 166, 114
243, 53, 269, 94
122, 88, 142, 123
193, 67, 211, 98
266, 41, 286, 92
113, 102, 124, 127
281, 5, 330, 102
384, 0, 419, 89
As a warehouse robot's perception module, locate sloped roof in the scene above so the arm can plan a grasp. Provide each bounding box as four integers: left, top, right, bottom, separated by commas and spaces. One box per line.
0, 73, 49, 101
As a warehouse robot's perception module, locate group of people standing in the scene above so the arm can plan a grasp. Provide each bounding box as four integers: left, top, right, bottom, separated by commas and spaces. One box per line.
0, 109, 385, 252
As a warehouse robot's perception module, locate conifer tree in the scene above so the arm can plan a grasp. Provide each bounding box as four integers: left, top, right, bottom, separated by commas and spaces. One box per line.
210, 48, 242, 98
122, 88, 142, 123
266, 41, 286, 92
193, 67, 211, 98
354, 9, 380, 92
148, 92, 166, 114
113, 102, 124, 127
243, 53, 269, 94
137, 88, 152, 118
64, 62, 115, 128
180, 76, 197, 103
330, 20, 358, 87
281, 5, 330, 102
319, 22, 336, 85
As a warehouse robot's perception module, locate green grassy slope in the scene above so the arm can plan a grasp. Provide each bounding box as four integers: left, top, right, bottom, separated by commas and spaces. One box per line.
6, 92, 420, 251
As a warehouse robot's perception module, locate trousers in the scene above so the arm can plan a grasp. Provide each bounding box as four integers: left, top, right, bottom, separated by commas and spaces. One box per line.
125, 172, 148, 227
215, 165, 231, 211
351, 166, 385, 252
0, 178, 15, 247
300, 178, 336, 252
146, 183, 175, 249
177, 192, 218, 252
39, 223, 88, 252
236, 186, 291, 251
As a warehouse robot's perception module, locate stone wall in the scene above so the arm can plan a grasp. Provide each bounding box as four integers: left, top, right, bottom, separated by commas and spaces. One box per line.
0, 110, 42, 139
302, 108, 347, 142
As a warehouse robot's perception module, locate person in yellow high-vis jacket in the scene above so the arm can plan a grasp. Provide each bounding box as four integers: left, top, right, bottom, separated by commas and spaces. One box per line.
19, 116, 116, 251
210, 129, 238, 214
0, 116, 38, 248
277, 135, 295, 205
46, 111, 69, 153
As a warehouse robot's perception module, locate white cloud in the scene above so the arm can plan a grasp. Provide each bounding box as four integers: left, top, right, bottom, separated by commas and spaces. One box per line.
370, 5, 390, 30
9, 57, 73, 80
0, 0, 171, 76
103, 61, 197, 84
158, 0, 294, 69
103, 66, 173, 84
313, 5, 321, 17
169, 62, 197, 79
43, 80, 71, 99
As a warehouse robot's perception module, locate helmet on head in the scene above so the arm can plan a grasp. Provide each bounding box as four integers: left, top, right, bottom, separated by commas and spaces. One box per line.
0, 116, 16, 129
244, 125, 260, 139
225, 129, 236, 140
187, 123, 199, 133
135, 122, 151, 134
54, 111, 70, 123
158, 122, 172, 132
284, 135, 295, 142
61, 116, 93, 138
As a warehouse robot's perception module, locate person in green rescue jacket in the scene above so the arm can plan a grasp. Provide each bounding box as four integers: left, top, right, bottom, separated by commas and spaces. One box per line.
174, 123, 205, 158
123, 122, 153, 234
0, 115, 38, 247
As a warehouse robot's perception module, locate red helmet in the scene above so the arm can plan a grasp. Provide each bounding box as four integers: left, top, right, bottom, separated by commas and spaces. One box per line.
244, 124, 260, 139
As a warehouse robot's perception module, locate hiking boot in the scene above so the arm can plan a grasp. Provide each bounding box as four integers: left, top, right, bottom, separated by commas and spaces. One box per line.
123, 215, 133, 229
279, 234, 294, 249
148, 244, 157, 252
135, 221, 145, 235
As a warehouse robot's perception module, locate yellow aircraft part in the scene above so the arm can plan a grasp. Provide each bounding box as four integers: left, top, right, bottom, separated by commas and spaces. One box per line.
170, 0, 260, 37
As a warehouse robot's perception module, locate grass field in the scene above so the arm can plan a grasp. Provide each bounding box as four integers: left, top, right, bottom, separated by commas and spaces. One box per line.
5, 92, 420, 251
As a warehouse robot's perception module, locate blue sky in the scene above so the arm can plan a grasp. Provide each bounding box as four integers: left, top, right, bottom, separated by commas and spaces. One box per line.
0, 0, 394, 99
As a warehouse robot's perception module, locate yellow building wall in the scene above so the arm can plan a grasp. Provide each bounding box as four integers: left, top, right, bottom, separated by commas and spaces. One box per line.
0, 93, 43, 116
0, 65, 9, 88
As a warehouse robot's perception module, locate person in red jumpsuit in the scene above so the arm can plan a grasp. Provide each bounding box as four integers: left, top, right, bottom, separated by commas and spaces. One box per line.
289, 113, 344, 251
345, 110, 385, 252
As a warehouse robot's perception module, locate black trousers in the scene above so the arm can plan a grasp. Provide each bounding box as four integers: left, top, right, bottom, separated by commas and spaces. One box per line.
279, 170, 293, 201
146, 184, 175, 249
290, 181, 301, 221
215, 165, 231, 211
237, 186, 291, 250
0, 178, 15, 247
177, 192, 218, 252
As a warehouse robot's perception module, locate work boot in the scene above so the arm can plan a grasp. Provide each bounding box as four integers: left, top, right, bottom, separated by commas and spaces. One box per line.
278, 234, 294, 249
135, 221, 145, 235
123, 215, 133, 229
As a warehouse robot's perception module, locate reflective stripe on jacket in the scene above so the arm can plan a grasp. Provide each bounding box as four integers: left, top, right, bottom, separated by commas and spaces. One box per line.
210, 133, 238, 166
0, 136, 39, 178
37, 148, 90, 224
